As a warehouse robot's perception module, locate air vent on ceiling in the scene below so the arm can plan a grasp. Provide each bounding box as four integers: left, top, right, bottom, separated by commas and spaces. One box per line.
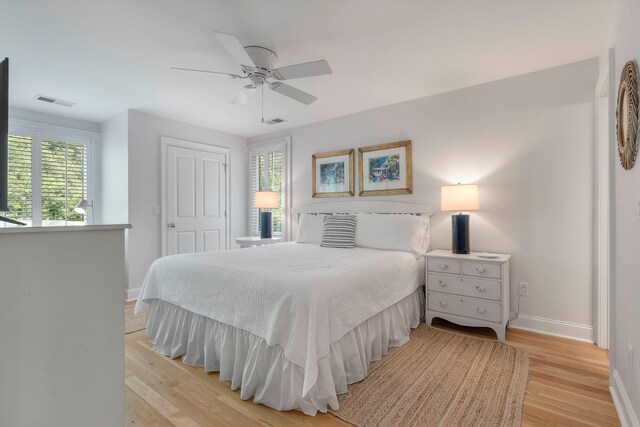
264, 117, 286, 125
34, 95, 76, 108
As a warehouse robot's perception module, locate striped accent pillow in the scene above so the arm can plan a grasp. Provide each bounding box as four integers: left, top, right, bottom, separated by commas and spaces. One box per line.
320, 215, 357, 248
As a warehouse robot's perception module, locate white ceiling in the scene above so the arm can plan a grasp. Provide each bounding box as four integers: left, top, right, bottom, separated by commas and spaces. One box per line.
1, 0, 614, 137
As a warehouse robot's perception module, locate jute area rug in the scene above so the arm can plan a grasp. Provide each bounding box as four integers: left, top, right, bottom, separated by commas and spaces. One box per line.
330, 325, 529, 427
125, 302, 146, 335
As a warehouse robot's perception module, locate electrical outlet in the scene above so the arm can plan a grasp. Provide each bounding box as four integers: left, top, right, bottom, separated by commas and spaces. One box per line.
518, 282, 529, 297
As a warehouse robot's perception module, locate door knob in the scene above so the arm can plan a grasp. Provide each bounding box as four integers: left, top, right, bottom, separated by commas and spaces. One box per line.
168, 223, 176, 228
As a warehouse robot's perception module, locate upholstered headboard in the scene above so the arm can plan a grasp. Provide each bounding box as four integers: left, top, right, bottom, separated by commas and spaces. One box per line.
291, 200, 435, 216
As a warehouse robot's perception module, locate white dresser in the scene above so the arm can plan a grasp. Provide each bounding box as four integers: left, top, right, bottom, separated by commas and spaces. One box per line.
425, 249, 511, 342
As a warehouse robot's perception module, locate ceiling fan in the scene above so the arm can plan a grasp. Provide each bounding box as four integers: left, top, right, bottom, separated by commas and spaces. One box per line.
172, 32, 332, 111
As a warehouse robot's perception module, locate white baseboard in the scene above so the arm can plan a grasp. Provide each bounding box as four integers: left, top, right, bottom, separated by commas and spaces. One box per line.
126, 287, 140, 302
611, 369, 640, 427
509, 314, 594, 343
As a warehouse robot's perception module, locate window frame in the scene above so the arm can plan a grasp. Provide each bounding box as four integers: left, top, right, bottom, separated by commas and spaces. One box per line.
7, 118, 98, 226
247, 137, 291, 240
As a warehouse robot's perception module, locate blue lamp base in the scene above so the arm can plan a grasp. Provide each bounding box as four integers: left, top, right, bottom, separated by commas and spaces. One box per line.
260, 211, 272, 238
452, 214, 470, 254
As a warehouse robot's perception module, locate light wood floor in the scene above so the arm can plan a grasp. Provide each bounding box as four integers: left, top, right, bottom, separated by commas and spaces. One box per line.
125, 303, 619, 426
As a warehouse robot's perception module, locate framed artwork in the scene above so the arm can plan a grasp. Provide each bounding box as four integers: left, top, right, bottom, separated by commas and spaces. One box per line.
312, 149, 354, 197
358, 140, 412, 196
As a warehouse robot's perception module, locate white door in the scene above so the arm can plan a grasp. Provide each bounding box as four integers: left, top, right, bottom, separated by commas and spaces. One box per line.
166, 144, 227, 255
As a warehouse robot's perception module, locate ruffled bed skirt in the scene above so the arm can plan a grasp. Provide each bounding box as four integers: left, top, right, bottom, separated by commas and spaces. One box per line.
145, 287, 424, 416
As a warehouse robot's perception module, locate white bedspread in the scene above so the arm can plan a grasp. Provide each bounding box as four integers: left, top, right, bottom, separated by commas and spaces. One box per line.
135, 242, 423, 397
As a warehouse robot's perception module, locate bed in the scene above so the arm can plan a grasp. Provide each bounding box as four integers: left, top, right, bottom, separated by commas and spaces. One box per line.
135, 201, 433, 415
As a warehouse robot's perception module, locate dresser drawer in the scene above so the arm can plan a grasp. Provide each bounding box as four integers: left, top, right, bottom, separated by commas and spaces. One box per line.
427, 258, 461, 274
427, 273, 458, 292
428, 292, 502, 323
460, 277, 501, 301
462, 261, 501, 279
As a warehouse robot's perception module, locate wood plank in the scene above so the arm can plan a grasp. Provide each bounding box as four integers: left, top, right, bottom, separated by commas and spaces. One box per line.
126, 374, 200, 427
126, 385, 174, 427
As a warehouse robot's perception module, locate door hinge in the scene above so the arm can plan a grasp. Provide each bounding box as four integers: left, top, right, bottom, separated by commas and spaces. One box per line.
224, 211, 227, 218
223, 163, 228, 172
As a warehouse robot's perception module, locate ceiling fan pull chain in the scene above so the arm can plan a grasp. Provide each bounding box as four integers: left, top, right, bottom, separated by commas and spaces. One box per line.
261, 84, 264, 123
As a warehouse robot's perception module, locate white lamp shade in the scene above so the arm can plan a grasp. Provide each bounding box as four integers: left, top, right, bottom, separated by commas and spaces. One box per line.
74, 199, 89, 214
441, 184, 479, 212
254, 191, 279, 209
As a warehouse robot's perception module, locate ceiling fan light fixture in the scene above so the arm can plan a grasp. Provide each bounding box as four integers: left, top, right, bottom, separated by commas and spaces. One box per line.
172, 31, 331, 117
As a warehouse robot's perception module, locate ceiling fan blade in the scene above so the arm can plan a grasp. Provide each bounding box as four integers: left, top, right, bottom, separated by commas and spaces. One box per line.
170, 67, 243, 78
269, 82, 317, 105
214, 31, 256, 68
232, 87, 257, 105
271, 60, 332, 81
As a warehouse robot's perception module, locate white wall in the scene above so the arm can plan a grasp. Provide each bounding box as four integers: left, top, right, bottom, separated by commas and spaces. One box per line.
9, 107, 101, 133
126, 110, 248, 298
99, 111, 128, 224
251, 59, 598, 341
608, 1, 640, 423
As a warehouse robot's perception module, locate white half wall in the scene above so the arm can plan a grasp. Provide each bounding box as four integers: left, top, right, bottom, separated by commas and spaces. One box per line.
607, 1, 640, 423
0, 226, 127, 427
250, 59, 598, 341
126, 110, 248, 297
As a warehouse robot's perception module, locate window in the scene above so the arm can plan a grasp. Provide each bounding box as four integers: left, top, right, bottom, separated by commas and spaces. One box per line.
248, 138, 291, 239
3, 120, 95, 226
41, 139, 88, 224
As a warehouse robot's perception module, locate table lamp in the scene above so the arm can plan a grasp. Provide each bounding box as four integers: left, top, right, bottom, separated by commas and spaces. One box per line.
254, 191, 279, 238
441, 184, 479, 254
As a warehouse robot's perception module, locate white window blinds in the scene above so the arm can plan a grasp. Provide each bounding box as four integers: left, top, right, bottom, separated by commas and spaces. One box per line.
41, 139, 88, 225
248, 139, 290, 238
6, 135, 33, 223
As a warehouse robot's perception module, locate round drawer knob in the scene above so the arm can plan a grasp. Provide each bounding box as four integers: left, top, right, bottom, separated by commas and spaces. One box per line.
439, 264, 448, 269
477, 307, 486, 314
439, 280, 446, 287
440, 301, 448, 308
477, 267, 486, 273
476, 286, 486, 293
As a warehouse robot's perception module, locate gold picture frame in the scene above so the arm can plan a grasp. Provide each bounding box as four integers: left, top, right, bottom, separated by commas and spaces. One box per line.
358, 140, 412, 196
312, 149, 355, 198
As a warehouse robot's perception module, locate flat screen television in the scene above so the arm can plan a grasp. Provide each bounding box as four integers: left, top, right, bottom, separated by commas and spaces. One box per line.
0, 57, 24, 225
0, 57, 8, 213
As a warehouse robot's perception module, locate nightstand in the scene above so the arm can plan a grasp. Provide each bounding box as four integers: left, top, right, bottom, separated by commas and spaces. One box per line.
425, 249, 511, 342
235, 236, 282, 248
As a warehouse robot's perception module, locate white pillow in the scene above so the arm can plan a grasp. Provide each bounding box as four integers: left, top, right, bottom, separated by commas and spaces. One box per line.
295, 213, 326, 243
355, 213, 429, 255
